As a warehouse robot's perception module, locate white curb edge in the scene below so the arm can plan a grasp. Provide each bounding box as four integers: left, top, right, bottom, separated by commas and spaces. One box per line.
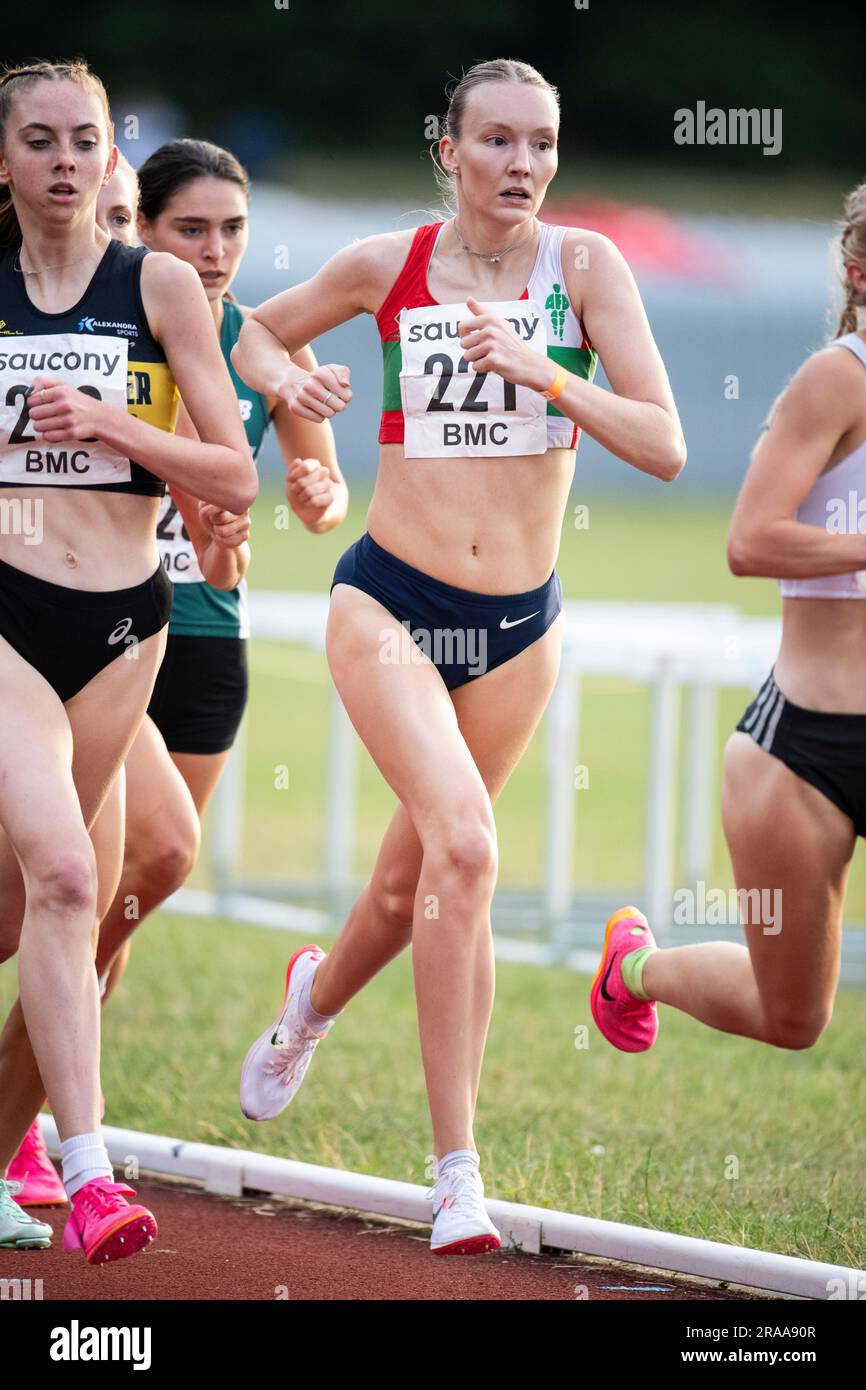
41, 1119, 864, 1300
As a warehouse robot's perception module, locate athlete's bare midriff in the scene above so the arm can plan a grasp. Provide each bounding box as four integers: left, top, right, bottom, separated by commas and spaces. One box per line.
0, 488, 161, 589
774, 598, 866, 712
367, 442, 575, 592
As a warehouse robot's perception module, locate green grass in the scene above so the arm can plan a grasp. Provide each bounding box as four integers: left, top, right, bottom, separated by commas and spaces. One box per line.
2, 908, 860, 1265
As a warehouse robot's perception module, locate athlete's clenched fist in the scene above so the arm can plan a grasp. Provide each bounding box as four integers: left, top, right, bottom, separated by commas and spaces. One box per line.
285, 363, 352, 422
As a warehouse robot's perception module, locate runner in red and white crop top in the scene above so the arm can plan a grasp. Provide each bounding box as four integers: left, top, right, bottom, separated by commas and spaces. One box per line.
229, 65, 687, 1261
376, 219, 598, 452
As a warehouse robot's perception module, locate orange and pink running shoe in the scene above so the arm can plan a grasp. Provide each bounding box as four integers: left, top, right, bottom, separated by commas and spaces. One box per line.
63, 1179, 157, 1265
591, 906, 659, 1052
7, 1117, 67, 1207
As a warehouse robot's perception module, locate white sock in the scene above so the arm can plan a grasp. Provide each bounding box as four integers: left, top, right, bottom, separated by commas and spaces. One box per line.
297, 960, 340, 1034
60, 1132, 113, 1199
436, 1148, 480, 1179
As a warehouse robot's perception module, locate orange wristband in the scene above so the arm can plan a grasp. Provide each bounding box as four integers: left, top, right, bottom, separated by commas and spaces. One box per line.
541, 362, 568, 401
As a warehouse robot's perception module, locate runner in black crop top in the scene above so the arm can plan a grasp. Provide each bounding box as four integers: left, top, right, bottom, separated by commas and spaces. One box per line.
0, 60, 257, 1268
0, 237, 177, 495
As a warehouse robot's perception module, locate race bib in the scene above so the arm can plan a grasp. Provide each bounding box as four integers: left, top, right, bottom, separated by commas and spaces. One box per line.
156, 493, 202, 583
398, 300, 548, 458
0, 333, 131, 485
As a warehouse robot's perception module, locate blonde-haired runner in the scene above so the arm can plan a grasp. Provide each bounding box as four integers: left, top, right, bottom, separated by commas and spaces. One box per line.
233, 57, 685, 1255
593, 181, 866, 1065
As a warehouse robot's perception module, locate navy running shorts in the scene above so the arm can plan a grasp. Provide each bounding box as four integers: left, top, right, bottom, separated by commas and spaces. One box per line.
330, 531, 562, 691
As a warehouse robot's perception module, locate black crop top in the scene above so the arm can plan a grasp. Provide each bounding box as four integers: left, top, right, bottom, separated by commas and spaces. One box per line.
0, 238, 179, 495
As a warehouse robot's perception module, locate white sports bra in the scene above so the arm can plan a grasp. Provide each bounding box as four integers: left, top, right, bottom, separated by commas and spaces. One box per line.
779, 332, 866, 599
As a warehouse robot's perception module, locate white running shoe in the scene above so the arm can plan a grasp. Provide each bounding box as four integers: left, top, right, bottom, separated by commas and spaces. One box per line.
427, 1161, 502, 1256
240, 945, 333, 1121
0, 1177, 52, 1249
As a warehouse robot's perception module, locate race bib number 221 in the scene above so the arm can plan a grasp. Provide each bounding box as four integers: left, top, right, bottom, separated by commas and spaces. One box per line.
398, 300, 548, 459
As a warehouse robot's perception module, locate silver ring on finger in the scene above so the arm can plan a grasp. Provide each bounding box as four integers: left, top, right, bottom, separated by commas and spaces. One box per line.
322, 391, 334, 407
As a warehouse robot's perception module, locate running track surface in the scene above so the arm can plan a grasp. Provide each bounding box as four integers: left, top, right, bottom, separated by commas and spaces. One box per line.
0, 1177, 774, 1300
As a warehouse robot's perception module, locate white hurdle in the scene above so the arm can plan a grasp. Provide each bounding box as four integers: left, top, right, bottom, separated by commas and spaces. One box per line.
206, 592, 781, 937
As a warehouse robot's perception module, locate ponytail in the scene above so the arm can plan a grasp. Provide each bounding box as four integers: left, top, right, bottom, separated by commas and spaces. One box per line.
833, 180, 866, 339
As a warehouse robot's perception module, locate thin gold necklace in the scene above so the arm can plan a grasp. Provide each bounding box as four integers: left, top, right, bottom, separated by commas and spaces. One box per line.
14, 248, 101, 276
452, 216, 538, 265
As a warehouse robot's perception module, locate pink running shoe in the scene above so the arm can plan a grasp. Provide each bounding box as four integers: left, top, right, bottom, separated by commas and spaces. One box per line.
7, 1118, 67, 1207
63, 1180, 157, 1265
591, 906, 659, 1052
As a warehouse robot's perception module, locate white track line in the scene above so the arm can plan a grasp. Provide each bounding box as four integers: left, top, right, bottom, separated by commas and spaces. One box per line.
41, 1119, 863, 1299
165, 889, 610, 974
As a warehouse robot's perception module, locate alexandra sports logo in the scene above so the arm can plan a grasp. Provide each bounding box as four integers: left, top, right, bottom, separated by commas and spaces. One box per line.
0, 317, 23, 336
77, 316, 138, 337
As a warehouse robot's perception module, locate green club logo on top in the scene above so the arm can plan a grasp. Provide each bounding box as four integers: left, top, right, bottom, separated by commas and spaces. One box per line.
545, 282, 569, 340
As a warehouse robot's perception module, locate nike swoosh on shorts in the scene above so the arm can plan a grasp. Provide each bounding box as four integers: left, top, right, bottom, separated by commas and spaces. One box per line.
499, 611, 541, 630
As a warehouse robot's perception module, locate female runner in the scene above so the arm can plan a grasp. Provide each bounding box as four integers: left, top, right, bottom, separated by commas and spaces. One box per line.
0, 60, 257, 1263
95, 148, 137, 242
5, 147, 250, 1205
232, 58, 685, 1255
592, 182, 866, 1061
6, 138, 346, 1208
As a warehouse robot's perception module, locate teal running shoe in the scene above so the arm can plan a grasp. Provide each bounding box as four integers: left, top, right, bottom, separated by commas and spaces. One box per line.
0, 1177, 52, 1249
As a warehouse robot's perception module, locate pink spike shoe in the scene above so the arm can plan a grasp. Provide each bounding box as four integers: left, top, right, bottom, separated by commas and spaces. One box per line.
591, 906, 659, 1052
63, 1179, 157, 1265
7, 1117, 67, 1207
